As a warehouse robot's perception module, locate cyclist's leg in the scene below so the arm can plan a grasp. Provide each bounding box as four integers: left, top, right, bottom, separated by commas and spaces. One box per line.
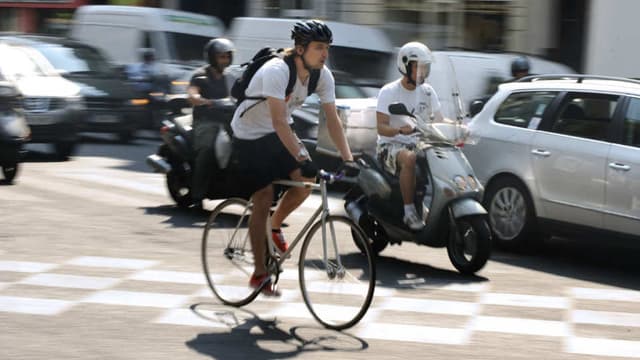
271, 167, 313, 228
298, 215, 375, 330
249, 183, 273, 278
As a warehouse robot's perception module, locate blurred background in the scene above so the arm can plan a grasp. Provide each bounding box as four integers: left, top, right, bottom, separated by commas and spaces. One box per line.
1, 0, 636, 77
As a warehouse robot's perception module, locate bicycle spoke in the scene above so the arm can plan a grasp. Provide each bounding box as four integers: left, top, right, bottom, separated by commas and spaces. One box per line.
299, 216, 375, 330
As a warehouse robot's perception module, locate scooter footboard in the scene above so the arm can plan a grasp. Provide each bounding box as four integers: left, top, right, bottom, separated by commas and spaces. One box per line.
450, 198, 487, 218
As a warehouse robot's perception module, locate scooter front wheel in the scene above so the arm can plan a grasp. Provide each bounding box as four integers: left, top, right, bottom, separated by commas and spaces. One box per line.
447, 215, 491, 275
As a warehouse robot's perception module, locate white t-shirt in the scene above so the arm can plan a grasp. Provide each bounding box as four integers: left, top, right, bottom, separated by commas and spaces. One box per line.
231, 57, 335, 140
376, 79, 442, 145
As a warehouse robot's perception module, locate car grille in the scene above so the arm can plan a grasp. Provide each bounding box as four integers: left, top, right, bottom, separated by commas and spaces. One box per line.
23, 97, 66, 113
85, 97, 122, 110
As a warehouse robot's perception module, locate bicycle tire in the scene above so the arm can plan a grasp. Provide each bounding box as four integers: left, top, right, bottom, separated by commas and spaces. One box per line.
298, 215, 376, 330
201, 198, 262, 306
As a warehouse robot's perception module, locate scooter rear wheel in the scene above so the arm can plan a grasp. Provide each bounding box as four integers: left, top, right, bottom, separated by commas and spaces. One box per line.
352, 215, 388, 255
166, 169, 193, 209
447, 215, 491, 275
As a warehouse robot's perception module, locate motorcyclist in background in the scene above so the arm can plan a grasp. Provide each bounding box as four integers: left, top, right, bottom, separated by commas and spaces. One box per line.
376, 41, 445, 231
127, 48, 168, 93
509, 56, 531, 81
187, 38, 235, 210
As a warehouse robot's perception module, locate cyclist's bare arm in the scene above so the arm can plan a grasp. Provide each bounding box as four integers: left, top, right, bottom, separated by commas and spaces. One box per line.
267, 96, 307, 162
322, 102, 353, 161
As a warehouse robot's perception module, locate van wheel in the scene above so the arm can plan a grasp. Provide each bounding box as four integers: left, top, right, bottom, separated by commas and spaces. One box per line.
118, 130, 134, 143
484, 177, 538, 251
2, 162, 18, 183
54, 142, 76, 161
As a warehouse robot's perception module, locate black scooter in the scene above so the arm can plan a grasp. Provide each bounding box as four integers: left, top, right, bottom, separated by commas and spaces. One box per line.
0, 81, 30, 183
146, 97, 238, 208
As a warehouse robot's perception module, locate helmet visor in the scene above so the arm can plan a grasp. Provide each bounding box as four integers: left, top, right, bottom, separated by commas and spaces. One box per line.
416, 62, 431, 84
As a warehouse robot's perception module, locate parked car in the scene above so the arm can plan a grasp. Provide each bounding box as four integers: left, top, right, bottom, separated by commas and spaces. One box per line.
463, 74, 640, 250
0, 79, 30, 182
0, 35, 149, 142
0, 43, 82, 160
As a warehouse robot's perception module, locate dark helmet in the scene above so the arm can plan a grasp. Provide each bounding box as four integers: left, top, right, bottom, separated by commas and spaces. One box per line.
203, 38, 235, 66
511, 56, 530, 77
291, 19, 333, 46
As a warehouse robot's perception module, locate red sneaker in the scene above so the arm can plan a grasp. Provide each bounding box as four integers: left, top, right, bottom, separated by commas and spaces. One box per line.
271, 229, 288, 254
249, 273, 281, 297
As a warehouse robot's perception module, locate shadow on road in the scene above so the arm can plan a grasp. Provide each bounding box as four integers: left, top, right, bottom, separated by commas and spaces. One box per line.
373, 254, 488, 291
490, 236, 640, 290
142, 204, 209, 229
185, 302, 368, 359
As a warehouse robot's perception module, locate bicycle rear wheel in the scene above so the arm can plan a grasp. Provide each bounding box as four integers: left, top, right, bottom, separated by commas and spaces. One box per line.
201, 198, 260, 306
298, 215, 375, 330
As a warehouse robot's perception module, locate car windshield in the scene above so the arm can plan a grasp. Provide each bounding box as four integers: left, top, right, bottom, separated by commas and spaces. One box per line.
0, 45, 48, 79
328, 46, 392, 87
166, 32, 211, 63
34, 44, 114, 76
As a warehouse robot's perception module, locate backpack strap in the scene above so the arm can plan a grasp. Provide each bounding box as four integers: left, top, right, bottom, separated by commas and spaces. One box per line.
308, 69, 320, 96
283, 55, 297, 97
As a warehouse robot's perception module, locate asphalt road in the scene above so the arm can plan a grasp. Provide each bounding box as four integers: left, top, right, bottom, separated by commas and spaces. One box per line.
1, 133, 639, 360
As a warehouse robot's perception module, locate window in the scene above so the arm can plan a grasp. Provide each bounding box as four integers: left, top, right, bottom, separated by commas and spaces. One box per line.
550, 93, 619, 141
623, 97, 640, 148
494, 91, 556, 128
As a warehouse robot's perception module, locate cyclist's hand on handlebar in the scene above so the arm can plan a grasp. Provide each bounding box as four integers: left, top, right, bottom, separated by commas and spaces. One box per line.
299, 159, 318, 179
338, 160, 359, 177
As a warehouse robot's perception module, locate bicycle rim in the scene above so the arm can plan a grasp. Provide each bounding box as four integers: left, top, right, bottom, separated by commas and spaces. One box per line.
298, 215, 375, 330
201, 198, 260, 306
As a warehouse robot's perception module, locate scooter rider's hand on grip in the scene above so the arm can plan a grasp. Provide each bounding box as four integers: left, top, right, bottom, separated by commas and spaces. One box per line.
338, 160, 360, 178
299, 159, 318, 179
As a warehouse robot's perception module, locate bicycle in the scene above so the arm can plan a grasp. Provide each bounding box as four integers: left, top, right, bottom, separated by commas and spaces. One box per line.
201, 169, 376, 330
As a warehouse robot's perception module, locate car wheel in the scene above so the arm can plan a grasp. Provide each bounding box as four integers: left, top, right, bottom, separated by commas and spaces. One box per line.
118, 130, 134, 143
484, 177, 538, 251
54, 142, 76, 161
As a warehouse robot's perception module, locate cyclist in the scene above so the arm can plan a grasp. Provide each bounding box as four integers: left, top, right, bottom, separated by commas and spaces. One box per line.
376, 41, 445, 231
188, 38, 235, 210
230, 20, 354, 295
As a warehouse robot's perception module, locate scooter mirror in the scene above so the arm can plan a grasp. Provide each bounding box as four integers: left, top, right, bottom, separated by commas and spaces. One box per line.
388, 102, 413, 117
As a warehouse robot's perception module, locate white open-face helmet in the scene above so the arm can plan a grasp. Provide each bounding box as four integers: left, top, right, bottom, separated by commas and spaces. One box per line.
397, 41, 434, 84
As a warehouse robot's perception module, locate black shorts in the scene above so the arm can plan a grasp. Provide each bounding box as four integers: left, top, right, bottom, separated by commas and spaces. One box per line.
232, 132, 299, 194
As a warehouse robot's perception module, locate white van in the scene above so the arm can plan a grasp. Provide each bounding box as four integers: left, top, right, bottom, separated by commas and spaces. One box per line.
227, 17, 394, 91
69, 5, 225, 71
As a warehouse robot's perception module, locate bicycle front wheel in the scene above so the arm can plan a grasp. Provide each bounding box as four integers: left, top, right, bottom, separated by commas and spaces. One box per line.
201, 198, 260, 307
298, 215, 375, 330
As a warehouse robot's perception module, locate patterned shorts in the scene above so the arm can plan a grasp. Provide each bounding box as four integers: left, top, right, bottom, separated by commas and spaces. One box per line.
376, 142, 416, 176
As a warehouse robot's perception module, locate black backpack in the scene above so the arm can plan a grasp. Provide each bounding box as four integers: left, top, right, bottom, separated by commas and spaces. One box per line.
231, 47, 320, 116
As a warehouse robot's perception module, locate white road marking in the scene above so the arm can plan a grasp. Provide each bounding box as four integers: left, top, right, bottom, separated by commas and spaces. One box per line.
378, 297, 478, 316
0, 260, 57, 273
19, 273, 121, 290
57, 173, 166, 196
566, 337, 640, 358
82, 290, 188, 308
0, 295, 73, 315
356, 323, 467, 345
571, 287, 640, 302
128, 270, 206, 285
481, 292, 569, 309
155, 308, 231, 328
66, 256, 158, 270
572, 309, 640, 328
473, 316, 569, 337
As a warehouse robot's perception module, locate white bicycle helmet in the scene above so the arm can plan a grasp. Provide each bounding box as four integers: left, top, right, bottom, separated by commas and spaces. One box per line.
397, 41, 434, 84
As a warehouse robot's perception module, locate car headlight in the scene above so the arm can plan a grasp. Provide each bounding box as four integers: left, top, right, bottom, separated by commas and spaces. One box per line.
0, 113, 30, 138
130, 98, 150, 106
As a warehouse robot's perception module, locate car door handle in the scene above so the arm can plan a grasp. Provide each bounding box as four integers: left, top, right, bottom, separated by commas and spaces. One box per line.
531, 149, 551, 157
608, 162, 631, 171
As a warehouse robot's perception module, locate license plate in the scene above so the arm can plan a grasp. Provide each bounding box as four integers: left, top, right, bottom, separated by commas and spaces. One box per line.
91, 114, 120, 123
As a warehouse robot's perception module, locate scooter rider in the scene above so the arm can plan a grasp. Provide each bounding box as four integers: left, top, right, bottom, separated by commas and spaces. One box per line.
231, 20, 354, 295
376, 41, 445, 231
188, 38, 235, 210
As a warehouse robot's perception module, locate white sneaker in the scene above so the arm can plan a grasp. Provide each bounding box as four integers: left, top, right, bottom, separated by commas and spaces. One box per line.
403, 212, 425, 231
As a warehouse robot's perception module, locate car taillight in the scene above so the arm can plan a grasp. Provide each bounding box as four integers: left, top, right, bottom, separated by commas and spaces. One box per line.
160, 125, 169, 134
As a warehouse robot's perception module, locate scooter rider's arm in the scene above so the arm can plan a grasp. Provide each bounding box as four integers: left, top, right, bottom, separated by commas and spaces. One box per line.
267, 96, 308, 162
322, 102, 353, 162
376, 111, 414, 136
187, 85, 214, 107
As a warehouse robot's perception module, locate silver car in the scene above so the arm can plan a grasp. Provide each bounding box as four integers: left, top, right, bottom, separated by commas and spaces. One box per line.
464, 75, 640, 250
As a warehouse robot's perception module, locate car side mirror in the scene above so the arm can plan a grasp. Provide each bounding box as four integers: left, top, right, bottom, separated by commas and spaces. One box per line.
469, 100, 485, 117
388, 102, 413, 117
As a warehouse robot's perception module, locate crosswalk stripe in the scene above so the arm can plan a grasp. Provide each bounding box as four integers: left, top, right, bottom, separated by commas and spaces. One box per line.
155, 308, 231, 328
0, 295, 73, 315
56, 172, 166, 196
66, 256, 158, 270
378, 296, 478, 316
128, 270, 206, 285
0, 261, 57, 273
356, 322, 467, 345
473, 315, 569, 337
19, 273, 121, 290
571, 287, 640, 302
572, 309, 640, 328
566, 337, 640, 358
82, 290, 189, 308
481, 292, 569, 309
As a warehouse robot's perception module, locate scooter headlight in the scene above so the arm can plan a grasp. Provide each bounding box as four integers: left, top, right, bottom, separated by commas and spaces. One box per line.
453, 175, 468, 192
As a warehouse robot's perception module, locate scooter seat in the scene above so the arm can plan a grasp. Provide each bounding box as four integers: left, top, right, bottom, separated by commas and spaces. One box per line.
359, 153, 399, 187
